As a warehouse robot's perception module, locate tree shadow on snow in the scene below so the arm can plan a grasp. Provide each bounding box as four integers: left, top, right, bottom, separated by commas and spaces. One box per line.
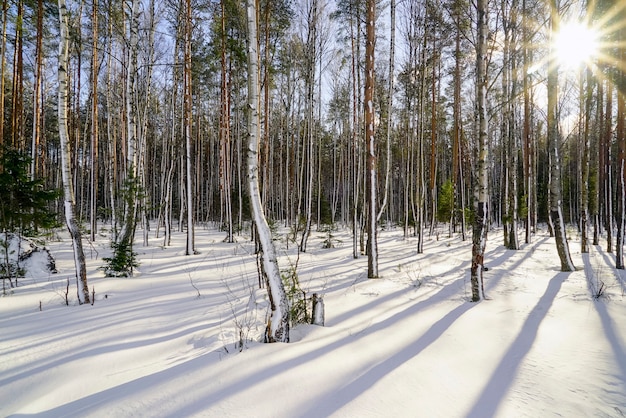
582, 253, 626, 388
464, 272, 567, 418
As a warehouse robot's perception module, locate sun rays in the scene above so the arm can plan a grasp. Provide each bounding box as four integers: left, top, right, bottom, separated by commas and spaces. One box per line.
553, 21, 600, 70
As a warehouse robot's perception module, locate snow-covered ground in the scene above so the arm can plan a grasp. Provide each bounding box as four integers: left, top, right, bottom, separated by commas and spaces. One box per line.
1, 225, 625, 417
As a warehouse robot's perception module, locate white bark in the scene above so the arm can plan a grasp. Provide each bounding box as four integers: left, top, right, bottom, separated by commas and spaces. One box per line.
58, 0, 89, 305
184, 0, 195, 255
471, 0, 488, 301
246, 0, 289, 343
547, 1, 575, 272
118, 0, 140, 248
377, 0, 395, 223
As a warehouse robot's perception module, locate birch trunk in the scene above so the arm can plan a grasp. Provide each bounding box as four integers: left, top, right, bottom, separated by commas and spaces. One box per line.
580, 70, 591, 253
115, 0, 140, 272
522, 0, 532, 244
219, 0, 233, 243
616, 46, 625, 269
90, 0, 98, 241
58, 0, 89, 305
300, 0, 318, 253
377, 0, 395, 222
246, 0, 289, 343
184, 0, 195, 255
470, 0, 488, 301
604, 82, 613, 253
547, 0, 575, 271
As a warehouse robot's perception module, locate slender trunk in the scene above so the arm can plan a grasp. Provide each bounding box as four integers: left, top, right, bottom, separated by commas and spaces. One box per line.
452, 3, 461, 237
616, 42, 625, 269
350, 5, 360, 259
246, 0, 289, 343
471, 0, 488, 301
523, 0, 532, 244
184, 0, 195, 255
12, 0, 24, 148
31, 0, 44, 179
365, 0, 378, 278
580, 69, 591, 253
605, 82, 613, 253
58, 0, 89, 305
90, 0, 99, 241
547, 0, 575, 271
0, 0, 7, 148
378, 0, 395, 222
300, 0, 318, 253
220, 0, 233, 243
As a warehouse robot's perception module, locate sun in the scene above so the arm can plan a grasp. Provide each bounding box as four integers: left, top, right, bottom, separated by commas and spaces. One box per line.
553, 21, 599, 70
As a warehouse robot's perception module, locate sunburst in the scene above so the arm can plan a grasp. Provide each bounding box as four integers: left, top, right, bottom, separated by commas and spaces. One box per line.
553, 21, 599, 70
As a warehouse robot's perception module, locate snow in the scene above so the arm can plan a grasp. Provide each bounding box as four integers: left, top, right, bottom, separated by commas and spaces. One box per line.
1, 225, 626, 417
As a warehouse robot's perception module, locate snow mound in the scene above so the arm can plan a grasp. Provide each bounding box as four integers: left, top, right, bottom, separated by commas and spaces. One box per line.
0, 233, 57, 280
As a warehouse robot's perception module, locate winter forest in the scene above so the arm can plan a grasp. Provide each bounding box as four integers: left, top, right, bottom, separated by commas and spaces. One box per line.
2, 0, 626, 416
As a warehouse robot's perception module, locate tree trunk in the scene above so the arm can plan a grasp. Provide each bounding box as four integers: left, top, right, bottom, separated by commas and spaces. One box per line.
365, 0, 378, 278
0, 0, 7, 148
547, 0, 575, 271
219, 0, 234, 243
604, 82, 613, 253
580, 69, 592, 253
300, 0, 318, 253
616, 44, 625, 269
184, 0, 195, 255
116, 0, 141, 269
522, 0, 532, 244
58, 0, 89, 305
31, 0, 44, 179
246, 0, 289, 343
12, 0, 24, 148
471, 0, 488, 301
90, 0, 99, 241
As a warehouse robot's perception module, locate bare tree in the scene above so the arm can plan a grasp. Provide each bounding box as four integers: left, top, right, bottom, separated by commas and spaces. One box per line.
246, 0, 289, 343
547, 0, 575, 271
0, 0, 6, 149
470, 0, 489, 301
58, 0, 90, 304
184, 0, 195, 255
365, 0, 378, 278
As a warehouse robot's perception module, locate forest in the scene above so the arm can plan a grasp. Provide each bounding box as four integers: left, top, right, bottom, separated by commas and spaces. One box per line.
1, 0, 626, 337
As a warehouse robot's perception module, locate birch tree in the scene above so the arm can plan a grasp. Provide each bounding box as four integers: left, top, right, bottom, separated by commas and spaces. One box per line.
547, 0, 575, 271
58, 0, 90, 304
246, 0, 289, 343
377, 0, 395, 222
104, 0, 141, 276
184, 0, 195, 255
470, 0, 488, 301
90, 0, 99, 241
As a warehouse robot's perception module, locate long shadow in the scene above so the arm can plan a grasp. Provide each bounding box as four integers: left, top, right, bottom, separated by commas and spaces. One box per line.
596, 246, 626, 295
465, 273, 566, 418
7, 351, 220, 418
329, 266, 468, 329
0, 321, 215, 389
582, 253, 626, 389
300, 302, 476, 417
592, 297, 626, 388
13, 277, 469, 418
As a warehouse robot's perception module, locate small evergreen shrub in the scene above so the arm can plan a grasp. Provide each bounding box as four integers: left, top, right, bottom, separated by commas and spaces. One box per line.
281, 264, 309, 326
102, 240, 139, 277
